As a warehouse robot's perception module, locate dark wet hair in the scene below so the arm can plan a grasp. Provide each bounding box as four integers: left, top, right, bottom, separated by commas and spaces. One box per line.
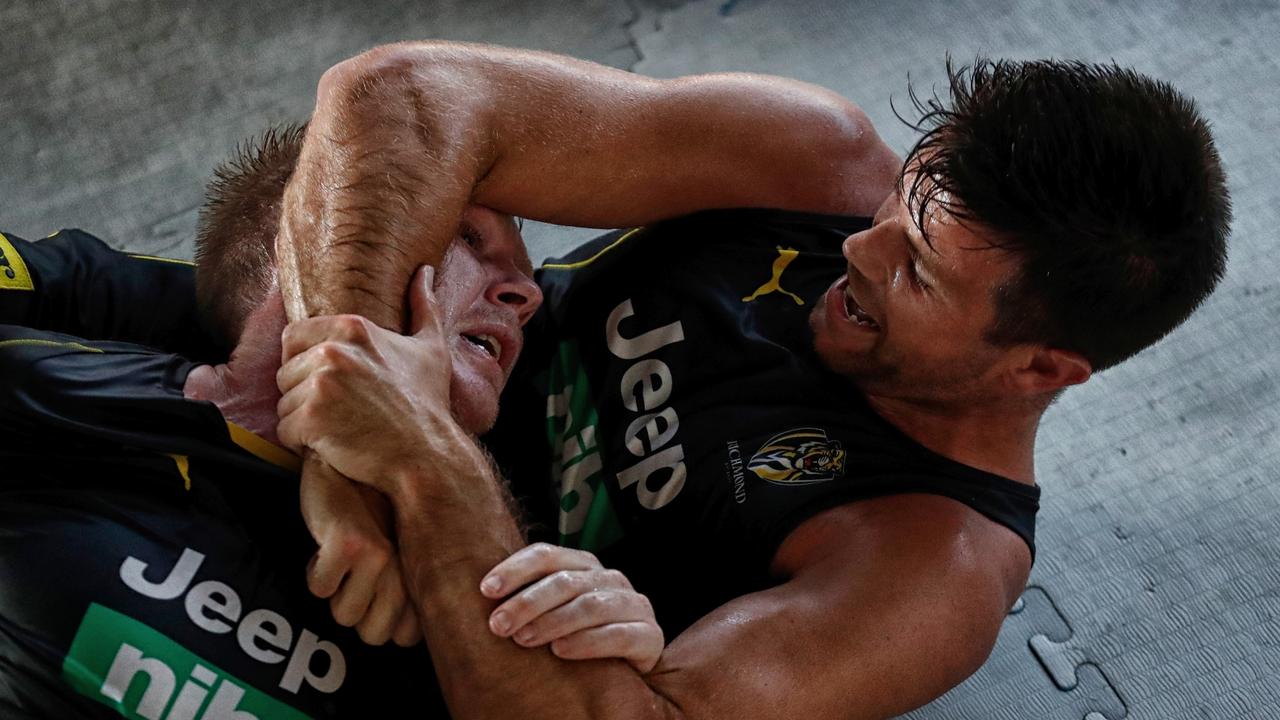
898, 57, 1231, 371
195, 123, 306, 347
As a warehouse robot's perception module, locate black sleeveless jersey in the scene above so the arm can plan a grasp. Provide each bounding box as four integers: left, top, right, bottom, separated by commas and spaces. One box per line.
0, 325, 446, 719
1, 218, 1039, 638
487, 209, 1040, 634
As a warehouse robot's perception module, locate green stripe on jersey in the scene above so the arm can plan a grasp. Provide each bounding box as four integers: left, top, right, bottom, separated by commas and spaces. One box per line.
63, 603, 311, 720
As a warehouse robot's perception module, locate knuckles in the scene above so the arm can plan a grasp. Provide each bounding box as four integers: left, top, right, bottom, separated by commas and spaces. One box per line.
331, 315, 375, 346
337, 531, 392, 569
578, 591, 612, 614
524, 542, 560, 570
356, 622, 390, 646
330, 597, 362, 628
548, 569, 582, 594
600, 568, 629, 589
574, 548, 604, 570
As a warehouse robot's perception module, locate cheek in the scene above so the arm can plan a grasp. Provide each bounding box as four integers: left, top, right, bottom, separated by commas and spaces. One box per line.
446, 341, 500, 434
434, 251, 486, 328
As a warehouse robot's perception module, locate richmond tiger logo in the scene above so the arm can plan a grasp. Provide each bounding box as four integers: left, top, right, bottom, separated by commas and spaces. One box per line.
747, 428, 846, 486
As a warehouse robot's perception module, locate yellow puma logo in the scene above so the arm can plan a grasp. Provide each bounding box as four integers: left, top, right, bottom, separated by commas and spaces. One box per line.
0, 232, 35, 292
742, 246, 803, 305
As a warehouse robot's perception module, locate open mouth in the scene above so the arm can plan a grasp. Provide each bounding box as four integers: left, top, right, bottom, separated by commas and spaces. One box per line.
462, 333, 502, 360
843, 283, 880, 329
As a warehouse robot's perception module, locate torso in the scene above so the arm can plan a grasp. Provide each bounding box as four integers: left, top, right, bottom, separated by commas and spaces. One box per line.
0, 329, 447, 719
488, 209, 1040, 634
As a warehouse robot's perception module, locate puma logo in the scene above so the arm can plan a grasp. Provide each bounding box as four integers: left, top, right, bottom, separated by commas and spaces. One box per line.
742, 246, 803, 305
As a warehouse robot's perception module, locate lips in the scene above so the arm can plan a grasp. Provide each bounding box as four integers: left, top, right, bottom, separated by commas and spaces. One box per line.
458, 320, 521, 377
843, 282, 880, 329
463, 333, 501, 361
828, 276, 880, 332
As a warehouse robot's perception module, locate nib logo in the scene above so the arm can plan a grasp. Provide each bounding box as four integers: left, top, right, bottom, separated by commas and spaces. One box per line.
63, 603, 312, 719
101, 646, 258, 719
59, 546, 345, 717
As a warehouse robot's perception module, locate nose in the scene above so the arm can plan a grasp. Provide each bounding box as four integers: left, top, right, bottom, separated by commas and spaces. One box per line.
842, 221, 906, 283
487, 272, 543, 326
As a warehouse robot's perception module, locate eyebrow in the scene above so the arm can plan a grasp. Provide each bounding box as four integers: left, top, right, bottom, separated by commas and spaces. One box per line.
897, 185, 942, 283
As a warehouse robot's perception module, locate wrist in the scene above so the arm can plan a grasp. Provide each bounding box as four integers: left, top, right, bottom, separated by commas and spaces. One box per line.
385, 412, 486, 501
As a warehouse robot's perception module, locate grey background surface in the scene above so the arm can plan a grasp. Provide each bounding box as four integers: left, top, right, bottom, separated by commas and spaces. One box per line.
3, 1, 1277, 717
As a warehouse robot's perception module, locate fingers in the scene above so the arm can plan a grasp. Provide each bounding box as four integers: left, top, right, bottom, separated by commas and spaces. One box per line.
277, 336, 363, 399
392, 606, 423, 648
354, 561, 408, 646
481, 543, 663, 671
407, 265, 439, 336
504, 586, 654, 646
275, 387, 311, 452
307, 539, 349, 600
488, 565, 635, 639
480, 543, 604, 600
329, 538, 386, 628
550, 622, 665, 674
280, 313, 377, 367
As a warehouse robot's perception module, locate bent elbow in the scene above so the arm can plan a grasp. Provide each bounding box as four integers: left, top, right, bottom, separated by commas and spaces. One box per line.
316, 42, 424, 104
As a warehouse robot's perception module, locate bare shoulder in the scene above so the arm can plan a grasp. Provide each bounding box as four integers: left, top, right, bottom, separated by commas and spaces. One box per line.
772, 493, 1033, 607
648, 494, 1032, 718
657, 72, 904, 218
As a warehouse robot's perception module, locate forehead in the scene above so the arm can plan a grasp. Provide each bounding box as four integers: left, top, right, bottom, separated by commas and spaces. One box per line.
893, 172, 1019, 292
462, 205, 534, 277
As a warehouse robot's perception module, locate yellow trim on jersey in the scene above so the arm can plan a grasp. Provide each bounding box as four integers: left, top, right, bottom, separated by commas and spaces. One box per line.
0, 338, 103, 354
168, 453, 193, 491
226, 422, 301, 472
128, 253, 195, 266
541, 228, 642, 270
0, 232, 35, 291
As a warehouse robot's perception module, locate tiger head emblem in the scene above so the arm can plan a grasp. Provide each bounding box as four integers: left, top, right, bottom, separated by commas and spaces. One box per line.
747, 428, 846, 486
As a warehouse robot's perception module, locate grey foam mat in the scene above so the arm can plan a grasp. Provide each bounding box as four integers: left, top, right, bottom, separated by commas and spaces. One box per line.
4, 1, 1278, 717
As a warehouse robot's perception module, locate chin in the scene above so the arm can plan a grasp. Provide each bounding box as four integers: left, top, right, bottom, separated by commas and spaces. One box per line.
452, 397, 498, 435
449, 376, 500, 435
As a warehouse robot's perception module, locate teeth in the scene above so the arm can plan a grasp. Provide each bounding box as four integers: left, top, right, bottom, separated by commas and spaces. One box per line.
844, 286, 879, 328
465, 334, 502, 359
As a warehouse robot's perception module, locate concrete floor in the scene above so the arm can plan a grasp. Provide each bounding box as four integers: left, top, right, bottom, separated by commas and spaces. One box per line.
3, 0, 1278, 717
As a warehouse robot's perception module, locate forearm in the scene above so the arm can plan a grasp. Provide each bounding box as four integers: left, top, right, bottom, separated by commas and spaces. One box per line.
276, 41, 897, 327
389, 420, 677, 720
276, 45, 489, 327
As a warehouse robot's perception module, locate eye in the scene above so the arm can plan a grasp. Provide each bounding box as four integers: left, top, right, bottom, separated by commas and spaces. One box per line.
460, 223, 482, 248
907, 251, 930, 291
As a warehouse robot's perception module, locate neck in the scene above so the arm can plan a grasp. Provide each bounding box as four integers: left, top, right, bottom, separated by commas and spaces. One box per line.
863, 392, 1043, 484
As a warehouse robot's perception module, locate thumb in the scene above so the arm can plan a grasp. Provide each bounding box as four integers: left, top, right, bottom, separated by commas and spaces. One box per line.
408, 265, 438, 335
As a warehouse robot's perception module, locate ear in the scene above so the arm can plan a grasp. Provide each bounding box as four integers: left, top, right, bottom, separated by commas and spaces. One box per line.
234, 282, 288, 355
1010, 346, 1092, 395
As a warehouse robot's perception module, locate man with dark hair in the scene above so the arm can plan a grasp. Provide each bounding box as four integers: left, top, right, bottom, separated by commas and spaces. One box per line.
897, 59, 1229, 373
265, 45, 1230, 720
0, 126, 663, 718
2, 44, 1229, 719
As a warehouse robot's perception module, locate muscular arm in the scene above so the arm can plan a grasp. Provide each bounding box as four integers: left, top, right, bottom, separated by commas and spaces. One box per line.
384, 425, 1027, 720
277, 41, 901, 328
275, 295, 1030, 719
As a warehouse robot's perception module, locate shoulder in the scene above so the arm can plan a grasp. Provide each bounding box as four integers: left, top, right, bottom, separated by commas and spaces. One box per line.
657, 72, 903, 217
0, 325, 194, 436
0, 325, 108, 385
774, 493, 1032, 609
733, 77, 903, 217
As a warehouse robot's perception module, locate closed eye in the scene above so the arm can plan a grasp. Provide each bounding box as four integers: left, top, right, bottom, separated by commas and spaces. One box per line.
460, 221, 482, 248
907, 246, 930, 291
